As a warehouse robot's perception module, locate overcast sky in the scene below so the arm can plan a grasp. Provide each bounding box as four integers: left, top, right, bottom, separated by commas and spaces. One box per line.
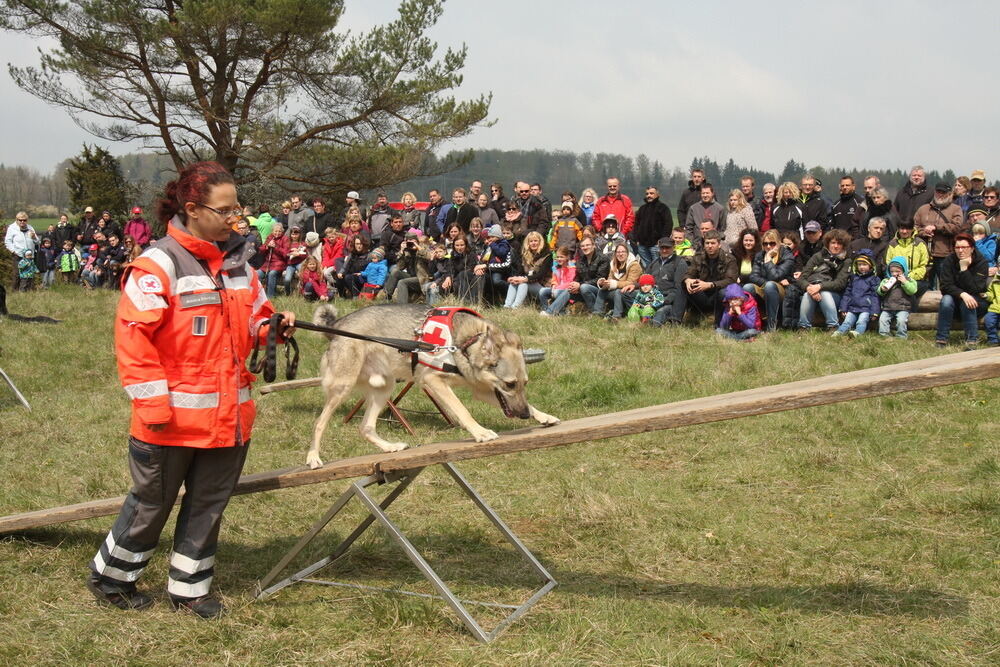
2, 0, 998, 182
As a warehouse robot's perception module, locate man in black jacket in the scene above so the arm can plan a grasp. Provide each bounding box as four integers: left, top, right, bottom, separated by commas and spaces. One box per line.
632, 187, 673, 268
676, 168, 705, 225
572, 236, 609, 313
445, 188, 478, 233
830, 176, 865, 239
646, 237, 688, 326
800, 175, 831, 230
311, 198, 336, 238
894, 166, 933, 225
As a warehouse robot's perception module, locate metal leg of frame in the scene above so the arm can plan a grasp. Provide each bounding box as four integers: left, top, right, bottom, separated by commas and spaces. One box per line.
254, 463, 556, 643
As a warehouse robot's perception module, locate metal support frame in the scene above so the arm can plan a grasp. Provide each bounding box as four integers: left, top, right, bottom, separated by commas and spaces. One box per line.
255, 462, 556, 643
0, 367, 30, 410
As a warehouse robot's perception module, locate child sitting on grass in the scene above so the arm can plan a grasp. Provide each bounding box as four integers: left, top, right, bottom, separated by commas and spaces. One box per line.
716, 283, 761, 340
877, 256, 918, 339
626, 274, 664, 324
833, 249, 880, 338
298, 255, 329, 302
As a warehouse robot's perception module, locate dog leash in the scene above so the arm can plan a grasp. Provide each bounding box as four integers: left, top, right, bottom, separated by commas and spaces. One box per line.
249, 313, 440, 383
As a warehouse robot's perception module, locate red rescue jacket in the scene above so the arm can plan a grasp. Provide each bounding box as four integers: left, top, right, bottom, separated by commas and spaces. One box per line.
116, 218, 277, 448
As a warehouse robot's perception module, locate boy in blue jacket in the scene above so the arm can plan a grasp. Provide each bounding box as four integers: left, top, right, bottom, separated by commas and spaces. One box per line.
833, 249, 880, 338
357, 246, 389, 298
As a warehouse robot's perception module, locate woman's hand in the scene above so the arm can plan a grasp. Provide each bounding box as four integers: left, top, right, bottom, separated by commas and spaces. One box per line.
277, 311, 296, 338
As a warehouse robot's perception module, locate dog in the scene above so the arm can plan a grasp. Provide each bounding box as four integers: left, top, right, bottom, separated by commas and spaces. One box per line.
305, 303, 559, 469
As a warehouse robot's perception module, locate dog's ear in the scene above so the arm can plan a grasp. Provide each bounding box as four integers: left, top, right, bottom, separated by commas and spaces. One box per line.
473, 323, 502, 366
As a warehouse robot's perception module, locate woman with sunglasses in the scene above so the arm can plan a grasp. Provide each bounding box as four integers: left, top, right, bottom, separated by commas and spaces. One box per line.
746, 229, 795, 331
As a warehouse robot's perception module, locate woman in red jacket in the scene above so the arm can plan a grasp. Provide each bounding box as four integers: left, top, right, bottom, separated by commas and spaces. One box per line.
86, 161, 295, 618
257, 221, 289, 297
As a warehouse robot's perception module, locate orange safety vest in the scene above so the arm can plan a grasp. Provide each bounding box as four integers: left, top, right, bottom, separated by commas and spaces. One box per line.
116, 219, 276, 448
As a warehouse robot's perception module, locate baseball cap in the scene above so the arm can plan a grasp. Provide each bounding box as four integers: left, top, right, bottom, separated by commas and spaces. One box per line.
657, 236, 674, 247
971, 170, 986, 181
804, 221, 822, 232
934, 182, 951, 193
131, 206, 142, 215
84, 206, 94, 213
602, 214, 618, 226
347, 190, 360, 200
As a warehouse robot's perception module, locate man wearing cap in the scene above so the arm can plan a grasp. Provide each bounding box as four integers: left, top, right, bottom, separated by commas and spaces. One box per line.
124, 206, 152, 248
969, 170, 987, 209
914, 182, 967, 288
800, 174, 831, 231
287, 195, 315, 233
342, 190, 368, 223
645, 236, 688, 326
830, 176, 865, 239
4, 211, 38, 291
593, 177, 634, 236
684, 183, 725, 243
632, 187, 673, 268
801, 221, 825, 260
894, 165, 933, 225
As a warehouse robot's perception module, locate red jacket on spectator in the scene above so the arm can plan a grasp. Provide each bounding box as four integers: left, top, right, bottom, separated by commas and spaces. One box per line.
260, 232, 290, 272
124, 217, 153, 247
298, 267, 329, 299
593, 194, 635, 235
321, 236, 346, 268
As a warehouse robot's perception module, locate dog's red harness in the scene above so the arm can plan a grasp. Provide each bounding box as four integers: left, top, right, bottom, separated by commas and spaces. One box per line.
413, 307, 482, 374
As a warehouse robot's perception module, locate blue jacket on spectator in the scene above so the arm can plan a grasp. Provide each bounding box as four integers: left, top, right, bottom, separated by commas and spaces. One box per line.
360, 258, 388, 287
974, 232, 997, 268
839, 249, 881, 315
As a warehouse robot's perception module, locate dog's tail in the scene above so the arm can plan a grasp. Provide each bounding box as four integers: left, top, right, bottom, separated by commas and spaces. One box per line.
312, 303, 340, 339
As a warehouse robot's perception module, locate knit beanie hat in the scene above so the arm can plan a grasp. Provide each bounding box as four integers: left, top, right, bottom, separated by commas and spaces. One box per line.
638, 274, 655, 287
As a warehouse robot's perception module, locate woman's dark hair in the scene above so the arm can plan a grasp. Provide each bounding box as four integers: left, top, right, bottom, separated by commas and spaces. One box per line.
780, 231, 799, 247
353, 235, 370, 252
953, 232, 975, 248
732, 229, 761, 262
258, 204, 270, 214
157, 161, 235, 224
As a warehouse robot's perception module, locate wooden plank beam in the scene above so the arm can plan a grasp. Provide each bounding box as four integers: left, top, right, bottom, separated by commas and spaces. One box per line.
2, 348, 998, 534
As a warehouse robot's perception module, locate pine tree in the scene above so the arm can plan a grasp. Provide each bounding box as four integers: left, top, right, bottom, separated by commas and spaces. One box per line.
64, 145, 131, 217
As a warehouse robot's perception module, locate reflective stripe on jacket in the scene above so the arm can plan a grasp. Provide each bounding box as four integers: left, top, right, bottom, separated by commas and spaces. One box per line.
116, 218, 276, 448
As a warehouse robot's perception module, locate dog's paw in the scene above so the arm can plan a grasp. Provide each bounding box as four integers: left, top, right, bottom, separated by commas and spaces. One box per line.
536, 412, 560, 426
377, 441, 408, 453
306, 452, 324, 469
470, 427, 499, 442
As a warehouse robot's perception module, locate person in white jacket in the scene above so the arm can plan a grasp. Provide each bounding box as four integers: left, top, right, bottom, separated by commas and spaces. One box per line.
4, 212, 38, 291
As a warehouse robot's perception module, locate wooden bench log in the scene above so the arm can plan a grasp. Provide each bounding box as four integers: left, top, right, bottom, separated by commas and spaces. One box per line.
2, 347, 998, 534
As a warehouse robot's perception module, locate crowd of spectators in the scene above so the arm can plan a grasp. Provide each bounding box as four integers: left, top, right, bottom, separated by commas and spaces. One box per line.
6, 168, 1000, 348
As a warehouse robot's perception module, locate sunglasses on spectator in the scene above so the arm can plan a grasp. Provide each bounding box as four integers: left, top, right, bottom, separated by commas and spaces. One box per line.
985, 195, 998, 200
763, 241, 777, 247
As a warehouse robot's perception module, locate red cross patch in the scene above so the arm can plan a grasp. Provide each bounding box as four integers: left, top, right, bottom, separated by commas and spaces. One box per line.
137, 274, 163, 294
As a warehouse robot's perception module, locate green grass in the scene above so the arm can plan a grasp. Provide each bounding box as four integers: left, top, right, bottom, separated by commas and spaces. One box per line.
1, 287, 999, 665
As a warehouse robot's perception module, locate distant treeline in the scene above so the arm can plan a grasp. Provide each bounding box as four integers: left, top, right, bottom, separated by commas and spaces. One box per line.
3, 149, 997, 216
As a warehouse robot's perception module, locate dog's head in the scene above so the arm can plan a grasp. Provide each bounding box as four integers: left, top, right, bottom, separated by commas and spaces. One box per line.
459, 322, 531, 419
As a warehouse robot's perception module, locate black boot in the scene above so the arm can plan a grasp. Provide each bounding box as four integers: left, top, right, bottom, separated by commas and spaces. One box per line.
86, 575, 153, 610
170, 594, 225, 619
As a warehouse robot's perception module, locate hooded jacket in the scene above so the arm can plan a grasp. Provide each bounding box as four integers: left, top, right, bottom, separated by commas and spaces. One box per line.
718, 283, 761, 332
974, 232, 998, 268
878, 256, 918, 312
801, 192, 832, 230
838, 250, 881, 314
593, 194, 635, 236
772, 199, 805, 237
883, 234, 929, 282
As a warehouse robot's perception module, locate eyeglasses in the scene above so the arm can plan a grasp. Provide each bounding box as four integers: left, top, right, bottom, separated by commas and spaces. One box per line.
763, 241, 777, 247
955, 245, 972, 251
518, 190, 529, 194
197, 203, 243, 219
984, 195, 998, 200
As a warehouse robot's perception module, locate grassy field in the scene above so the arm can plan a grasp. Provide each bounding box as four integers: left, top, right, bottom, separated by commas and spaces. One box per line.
1, 286, 998, 665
